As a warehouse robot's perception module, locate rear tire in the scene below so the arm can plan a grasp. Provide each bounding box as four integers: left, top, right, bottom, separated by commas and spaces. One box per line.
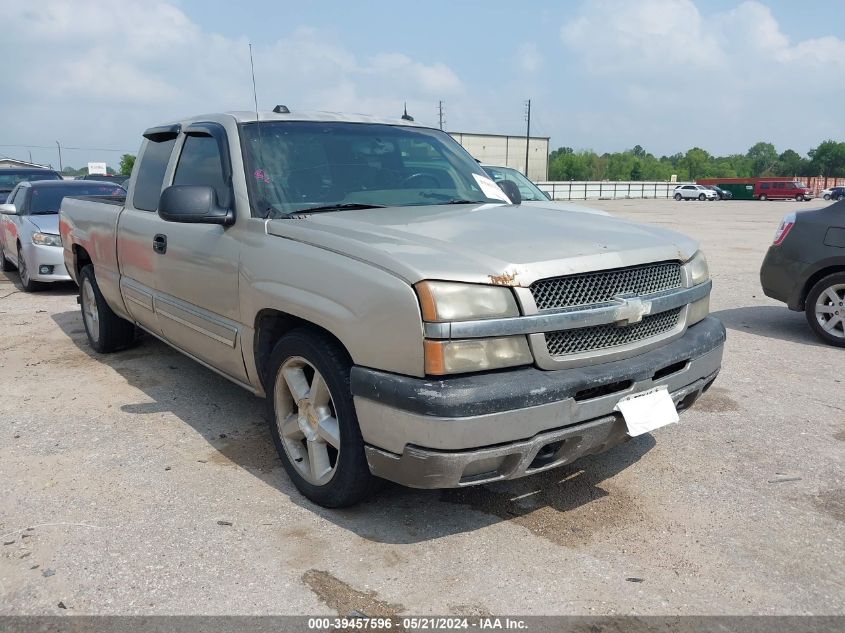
17, 245, 43, 292
0, 244, 15, 272
805, 272, 845, 348
266, 328, 376, 508
674, 193, 682, 201
759, 194, 768, 201
79, 264, 136, 353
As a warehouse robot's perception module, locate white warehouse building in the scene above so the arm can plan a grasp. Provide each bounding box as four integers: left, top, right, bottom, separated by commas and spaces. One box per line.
449, 132, 549, 182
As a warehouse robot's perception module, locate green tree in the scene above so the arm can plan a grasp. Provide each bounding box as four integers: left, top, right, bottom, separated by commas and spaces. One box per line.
777, 149, 809, 176
808, 140, 845, 177
119, 153, 136, 176
746, 142, 778, 176
682, 148, 710, 180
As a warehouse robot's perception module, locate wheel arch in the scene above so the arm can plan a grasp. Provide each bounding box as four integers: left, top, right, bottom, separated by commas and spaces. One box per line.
253, 308, 352, 393
800, 263, 845, 309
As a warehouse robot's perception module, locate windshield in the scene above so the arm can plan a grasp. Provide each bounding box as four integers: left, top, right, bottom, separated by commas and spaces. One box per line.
29, 184, 125, 214
482, 166, 549, 202
0, 170, 61, 191
239, 121, 510, 217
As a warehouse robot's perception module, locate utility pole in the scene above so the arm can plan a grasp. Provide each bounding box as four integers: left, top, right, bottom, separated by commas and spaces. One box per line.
55, 141, 63, 172
524, 99, 531, 177
438, 101, 445, 130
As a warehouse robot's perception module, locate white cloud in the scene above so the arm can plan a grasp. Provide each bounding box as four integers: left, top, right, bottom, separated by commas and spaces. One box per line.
558, 0, 845, 154
517, 42, 543, 74
2, 1, 464, 168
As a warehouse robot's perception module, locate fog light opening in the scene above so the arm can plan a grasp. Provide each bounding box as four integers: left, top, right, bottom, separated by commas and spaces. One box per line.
39, 265, 54, 275
529, 440, 566, 469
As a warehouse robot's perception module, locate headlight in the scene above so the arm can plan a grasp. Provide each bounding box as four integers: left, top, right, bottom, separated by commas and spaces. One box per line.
415, 281, 519, 322
32, 232, 62, 247
687, 296, 710, 326
424, 336, 532, 375
686, 251, 709, 285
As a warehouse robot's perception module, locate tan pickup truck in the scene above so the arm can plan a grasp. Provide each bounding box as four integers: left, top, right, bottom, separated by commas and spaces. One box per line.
59, 109, 724, 507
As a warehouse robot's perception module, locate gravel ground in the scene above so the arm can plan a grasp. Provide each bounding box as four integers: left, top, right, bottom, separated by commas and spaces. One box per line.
0, 198, 842, 616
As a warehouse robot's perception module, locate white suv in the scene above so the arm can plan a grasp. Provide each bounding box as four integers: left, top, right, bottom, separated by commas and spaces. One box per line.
674, 184, 719, 201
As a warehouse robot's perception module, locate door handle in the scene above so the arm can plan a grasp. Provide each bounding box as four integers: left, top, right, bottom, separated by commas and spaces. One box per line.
153, 234, 167, 254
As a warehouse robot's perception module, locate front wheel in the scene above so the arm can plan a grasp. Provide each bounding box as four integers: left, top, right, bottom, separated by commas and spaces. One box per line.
823, 194, 831, 201
267, 328, 376, 507
795, 194, 804, 202
674, 193, 682, 201
17, 245, 42, 292
698, 193, 706, 201
805, 273, 845, 347
79, 264, 136, 353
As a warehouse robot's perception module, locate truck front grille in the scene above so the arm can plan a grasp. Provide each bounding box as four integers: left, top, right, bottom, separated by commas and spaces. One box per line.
530, 262, 682, 311
544, 308, 682, 357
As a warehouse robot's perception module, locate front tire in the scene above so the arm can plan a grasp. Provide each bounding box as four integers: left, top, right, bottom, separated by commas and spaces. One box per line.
674, 193, 682, 201
823, 194, 831, 201
79, 264, 136, 353
17, 245, 42, 292
698, 193, 706, 201
795, 194, 804, 202
805, 273, 845, 347
266, 328, 375, 508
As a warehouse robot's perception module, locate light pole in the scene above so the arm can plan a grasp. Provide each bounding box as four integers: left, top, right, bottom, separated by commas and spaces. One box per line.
55, 141, 63, 172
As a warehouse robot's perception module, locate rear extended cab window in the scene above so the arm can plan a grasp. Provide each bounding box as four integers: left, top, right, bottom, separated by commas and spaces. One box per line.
133, 138, 177, 211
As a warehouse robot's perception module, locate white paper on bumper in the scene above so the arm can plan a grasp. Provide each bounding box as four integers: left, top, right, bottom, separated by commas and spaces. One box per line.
615, 386, 680, 437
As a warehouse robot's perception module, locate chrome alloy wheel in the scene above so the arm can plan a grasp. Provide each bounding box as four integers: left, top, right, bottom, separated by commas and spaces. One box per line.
81, 277, 100, 343
274, 356, 341, 486
815, 283, 845, 339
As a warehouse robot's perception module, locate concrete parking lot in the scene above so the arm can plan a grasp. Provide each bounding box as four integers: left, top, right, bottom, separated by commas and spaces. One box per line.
0, 198, 842, 616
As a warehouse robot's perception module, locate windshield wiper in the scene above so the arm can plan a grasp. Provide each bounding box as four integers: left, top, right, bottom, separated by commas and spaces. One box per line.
286, 203, 386, 216
438, 199, 488, 205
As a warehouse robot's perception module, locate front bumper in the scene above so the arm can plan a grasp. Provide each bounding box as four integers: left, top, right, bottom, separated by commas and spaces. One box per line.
22, 243, 72, 283
351, 317, 726, 488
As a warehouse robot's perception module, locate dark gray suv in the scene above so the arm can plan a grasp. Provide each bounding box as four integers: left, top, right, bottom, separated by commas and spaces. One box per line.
760, 200, 845, 346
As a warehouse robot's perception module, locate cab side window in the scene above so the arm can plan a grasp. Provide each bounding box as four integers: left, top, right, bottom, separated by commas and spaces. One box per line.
761, 183, 770, 190
173, 135, 231, 208
133, 138, 177, 212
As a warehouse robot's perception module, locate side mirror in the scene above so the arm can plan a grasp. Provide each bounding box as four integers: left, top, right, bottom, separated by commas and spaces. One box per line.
497, 179, 522, 205
0, 203, 17, 215
158, 185, 234, 225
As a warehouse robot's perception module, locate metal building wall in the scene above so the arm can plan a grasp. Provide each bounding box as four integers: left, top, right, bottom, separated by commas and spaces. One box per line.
449, 133, 549, 182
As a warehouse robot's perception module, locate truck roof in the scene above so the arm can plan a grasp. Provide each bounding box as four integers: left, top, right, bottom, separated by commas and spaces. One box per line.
160, 110, 429, 129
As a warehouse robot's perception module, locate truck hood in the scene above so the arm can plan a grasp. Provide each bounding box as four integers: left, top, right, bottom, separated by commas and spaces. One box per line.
25, 214, 60, 234
266, 203, 698, 286
522, 200, 611, 216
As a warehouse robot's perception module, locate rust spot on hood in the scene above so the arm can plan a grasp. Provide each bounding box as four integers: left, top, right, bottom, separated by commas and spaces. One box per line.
489, 270, 518, 286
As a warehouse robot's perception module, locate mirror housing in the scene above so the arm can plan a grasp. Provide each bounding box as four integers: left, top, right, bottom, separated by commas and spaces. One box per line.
0, 203, 17, 215
497, 179, 522, 205
158, 185, 234, 225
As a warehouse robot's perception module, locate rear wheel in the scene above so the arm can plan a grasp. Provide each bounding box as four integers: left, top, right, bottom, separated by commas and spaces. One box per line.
79, 264, 136, 353
805, 273, 845, 347
674, 193, 682, 201
759, 194, 768, 201
266, 328, 376, 508
0, 244, 15, 272
698, 193, 705, 201
17, 245, 43, 292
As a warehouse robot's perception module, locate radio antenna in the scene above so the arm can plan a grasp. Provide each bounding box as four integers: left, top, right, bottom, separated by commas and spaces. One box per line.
248, 43, 270, 218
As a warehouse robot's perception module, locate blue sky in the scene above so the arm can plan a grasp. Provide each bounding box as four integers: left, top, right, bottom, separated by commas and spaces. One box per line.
3, 0, 844, 170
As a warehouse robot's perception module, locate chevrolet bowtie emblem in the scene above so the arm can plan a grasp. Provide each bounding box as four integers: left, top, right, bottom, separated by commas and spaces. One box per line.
614, 297, 651, 326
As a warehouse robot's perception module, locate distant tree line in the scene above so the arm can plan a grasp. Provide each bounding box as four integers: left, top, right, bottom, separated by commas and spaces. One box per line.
548, 140, 845, 182
58, 153, 136, 177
